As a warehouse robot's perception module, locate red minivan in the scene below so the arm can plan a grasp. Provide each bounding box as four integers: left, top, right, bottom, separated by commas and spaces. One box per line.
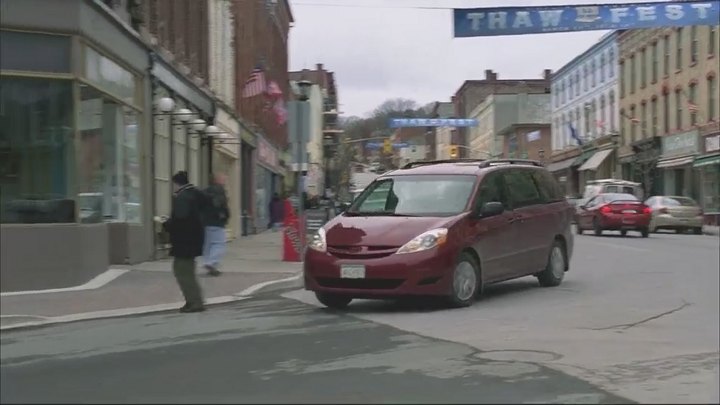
303, 159, 575, 309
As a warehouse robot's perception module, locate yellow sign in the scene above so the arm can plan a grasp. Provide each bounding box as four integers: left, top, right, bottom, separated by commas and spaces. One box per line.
449, 145, 459, 158
383, 138, 392, 154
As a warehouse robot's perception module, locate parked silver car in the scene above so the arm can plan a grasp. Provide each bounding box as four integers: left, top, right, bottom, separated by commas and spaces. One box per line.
644, 196, 704, 234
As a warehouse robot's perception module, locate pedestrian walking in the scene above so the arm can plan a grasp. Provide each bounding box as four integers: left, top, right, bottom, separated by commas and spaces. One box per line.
202, 173, 230, 276
269, 192, 285, 231
163, 171, 206, 313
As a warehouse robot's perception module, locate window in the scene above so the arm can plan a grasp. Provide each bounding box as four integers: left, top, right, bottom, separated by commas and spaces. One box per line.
600, 54, 606, 83
591, 60, 596, 87
620, 109, 628, 145
609, 48, 615, 77
609, 91, 616, 131
709, 76, 717, 121
663, 35, 670, 76
575, 71, 581, 95
710, 26, 717, 56
640, 48, 647, 88
584, 104, 591, 134
561, 82, 566, 104
689, 84, 698, 126
531, 170, 564, 203
663, 94, 670, 134
641, 103, 648, 138
630, 105, 637, 142
0, 31, 71, 73
350, 175, 477, 216
651, 98, 658, 137
474, 172, 508, 210
0, 78, 75, 224
503, 170, 543, 209
600, 96, 606, 132
690, 25, 698, 64
651, 42, 658, 83
620, 62, 626, 97
554, 85, 559, 107
630, 54, 636, 93
675, 90, 683, 130
78, 85, 141, 223
584, 65, 589, 91
676, 28, 683, 71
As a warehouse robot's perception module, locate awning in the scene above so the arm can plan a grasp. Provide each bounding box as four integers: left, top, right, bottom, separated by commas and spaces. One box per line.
546, 158, 576, 173
693, 154, 720, 168
656, 155, 695, 168
573, 149, 596, 166
578, 149, 613, 171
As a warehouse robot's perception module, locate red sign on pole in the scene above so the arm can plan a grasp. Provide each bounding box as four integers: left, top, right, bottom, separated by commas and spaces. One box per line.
282, 199, 304, 262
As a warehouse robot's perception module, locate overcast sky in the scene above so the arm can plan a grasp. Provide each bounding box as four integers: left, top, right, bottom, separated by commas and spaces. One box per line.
287, 0, 667, 117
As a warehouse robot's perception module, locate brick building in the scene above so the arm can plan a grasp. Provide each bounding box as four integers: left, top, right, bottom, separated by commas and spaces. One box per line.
453, 69, 552, 157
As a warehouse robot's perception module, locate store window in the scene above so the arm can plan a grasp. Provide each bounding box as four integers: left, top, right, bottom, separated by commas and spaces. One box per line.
0, 78, 75, 224
85, 46, 138, 105
0, 31, 71, 73
77, 85, 141, 223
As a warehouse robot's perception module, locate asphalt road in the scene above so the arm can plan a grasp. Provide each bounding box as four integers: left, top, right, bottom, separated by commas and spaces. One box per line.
1, 230, 717, 404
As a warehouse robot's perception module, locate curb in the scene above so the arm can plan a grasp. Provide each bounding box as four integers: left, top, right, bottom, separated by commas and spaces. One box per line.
0, 273, 302, 332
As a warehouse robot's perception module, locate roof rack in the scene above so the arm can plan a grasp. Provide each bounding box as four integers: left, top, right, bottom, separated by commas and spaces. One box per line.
477, 159, 544, 168
401, 158, 487, 169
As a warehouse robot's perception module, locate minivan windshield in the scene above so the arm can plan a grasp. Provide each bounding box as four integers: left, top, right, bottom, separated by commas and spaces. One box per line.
347, 175, 477, 217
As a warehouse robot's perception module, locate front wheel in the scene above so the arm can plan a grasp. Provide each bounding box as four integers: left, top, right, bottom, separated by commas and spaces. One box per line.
693, 227, 703, 235
447, 252, 481, 308
315, 292, 352, 309
537, 240, 566, 287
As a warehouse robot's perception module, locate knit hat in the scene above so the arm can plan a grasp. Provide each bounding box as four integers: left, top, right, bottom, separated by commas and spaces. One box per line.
172, 171, 189, 186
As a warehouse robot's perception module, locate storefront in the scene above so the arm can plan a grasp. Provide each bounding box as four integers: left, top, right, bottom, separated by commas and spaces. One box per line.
239, 131, 256, 236
624, 137, 662, 197
255, 136, 282, 231
212, 107, 241, 240
695, 132, 720, 225
149, 56, 214, 258
0, 0, 153, 292
657, 130, 700, 200
547, 157, 579, 197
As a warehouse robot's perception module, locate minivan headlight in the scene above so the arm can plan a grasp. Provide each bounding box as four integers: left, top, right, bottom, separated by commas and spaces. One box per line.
396, 228, 448, 254
308, 227, 327, 252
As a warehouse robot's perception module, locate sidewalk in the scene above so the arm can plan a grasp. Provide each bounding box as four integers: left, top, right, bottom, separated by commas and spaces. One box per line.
703, 225, 720, 236
0, 231, 302, 330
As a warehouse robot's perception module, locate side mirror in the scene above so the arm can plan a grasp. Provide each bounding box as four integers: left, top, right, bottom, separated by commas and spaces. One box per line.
478, 201, 504, 218
338, 202, 351, 213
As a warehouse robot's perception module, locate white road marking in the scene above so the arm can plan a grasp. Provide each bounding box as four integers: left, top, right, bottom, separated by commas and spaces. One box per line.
234, 273, 302, 297
582, 239, 649, 252
0, 269, 130, 297
0, 314, 51, 320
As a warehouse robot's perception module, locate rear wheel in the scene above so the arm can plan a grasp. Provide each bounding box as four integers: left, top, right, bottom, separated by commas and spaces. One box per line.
576, 223, 583, 235
640, 227, 650, 238
593, 218, 603, 236
620, 230, 627, 237
537, 240, 566, 287
693, 227, 703, 235
315, 292, 352, 309
447, 252, 481, 308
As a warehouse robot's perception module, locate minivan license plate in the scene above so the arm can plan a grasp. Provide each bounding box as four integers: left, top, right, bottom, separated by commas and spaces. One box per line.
340, 265, 366, 279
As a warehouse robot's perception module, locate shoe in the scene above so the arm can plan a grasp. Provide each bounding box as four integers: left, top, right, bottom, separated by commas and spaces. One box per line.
204, 265, 221, 277
180, 305, 206, 313
179, 303, 190, 311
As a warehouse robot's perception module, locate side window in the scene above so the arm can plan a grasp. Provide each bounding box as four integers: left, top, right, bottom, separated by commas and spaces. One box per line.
605, 185, 620, 193
503, 169, 544, 209
355, 180, 392, 212
475, 172, 508, 210
585, 196, 599, 207
531, 170, 564, 203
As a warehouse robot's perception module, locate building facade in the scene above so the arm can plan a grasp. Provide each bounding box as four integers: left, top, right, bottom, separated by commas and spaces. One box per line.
1, 0, 155, 291
549, 31, 621, 196
430, 101, 454, 160
618, 25, 719, 209
453, 69, 551, 158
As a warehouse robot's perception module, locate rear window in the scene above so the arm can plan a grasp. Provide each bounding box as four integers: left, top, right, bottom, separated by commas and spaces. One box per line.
663, 197, 697, 207
603, 193, 638, 202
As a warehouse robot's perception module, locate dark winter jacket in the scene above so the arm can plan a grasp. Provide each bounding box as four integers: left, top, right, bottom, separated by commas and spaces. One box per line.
163, 184, 205, 258
203, 183, 230, 227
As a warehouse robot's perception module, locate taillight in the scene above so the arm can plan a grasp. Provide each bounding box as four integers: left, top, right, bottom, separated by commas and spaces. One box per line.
642, 206, 652, 215
600, 205, 612, 214
658, 207, 668, 214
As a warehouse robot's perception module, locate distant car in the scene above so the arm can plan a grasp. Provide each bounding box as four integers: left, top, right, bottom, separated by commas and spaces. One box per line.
583, 179, 643, 200
566, 196, 586, 224
576, 193, 652, 237
303, 158, 575, 310
645, 196, 703, 235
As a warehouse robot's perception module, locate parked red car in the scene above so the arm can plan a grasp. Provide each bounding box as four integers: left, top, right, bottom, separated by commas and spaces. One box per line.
575, 193, 652, 237
303, 159, 575, 309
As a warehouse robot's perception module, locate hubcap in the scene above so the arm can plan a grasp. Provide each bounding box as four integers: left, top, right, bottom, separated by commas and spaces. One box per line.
550, 246, 565, 279
454, 262, 477, 301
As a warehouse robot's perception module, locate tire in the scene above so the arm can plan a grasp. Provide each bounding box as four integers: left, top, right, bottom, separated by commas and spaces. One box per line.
576, 224, 583, 235
315, 292, 352, 309
537, 240, 566, 287
693, 227, 703, 235
593, 218, 603, 236
620, 230, 627, 237
447, 252, 481, 308
640, 227, 650, 238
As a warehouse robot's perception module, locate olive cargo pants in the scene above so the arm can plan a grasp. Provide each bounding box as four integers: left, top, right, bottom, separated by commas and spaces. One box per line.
173, 257, 203, 307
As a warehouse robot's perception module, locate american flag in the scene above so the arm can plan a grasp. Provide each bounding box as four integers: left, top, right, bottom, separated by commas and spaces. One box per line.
266, 81, 283, 98
241, 66, 266, 98
272, 98, 288, 125
687, 102, 699, 113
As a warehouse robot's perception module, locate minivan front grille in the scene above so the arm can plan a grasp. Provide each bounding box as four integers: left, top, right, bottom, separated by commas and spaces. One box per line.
316, 277, 403, 290
327, 245, 398, 259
